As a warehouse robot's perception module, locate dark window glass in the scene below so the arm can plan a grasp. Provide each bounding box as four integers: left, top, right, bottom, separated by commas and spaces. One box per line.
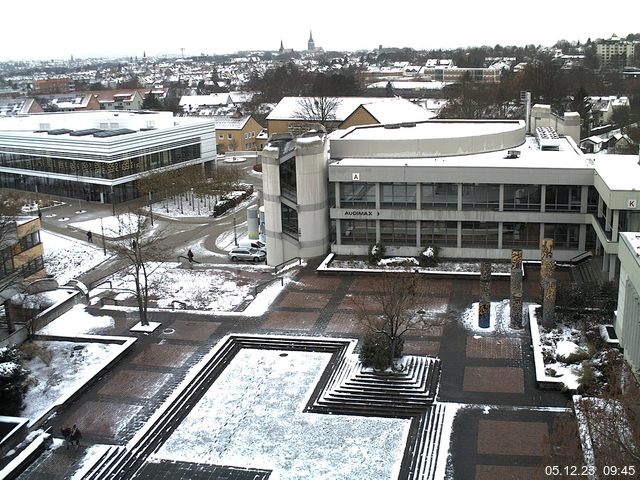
462, 184, 500, 210
502, 223, 540, 248
381, 183, 416, 209
420, 220, 458, 247
461, 222, 499, 248
339, 182, 376, 208
545, 185, 581, 212
503, 185, 541, 211
421, 183, 457, 209
543, 224, 579, 249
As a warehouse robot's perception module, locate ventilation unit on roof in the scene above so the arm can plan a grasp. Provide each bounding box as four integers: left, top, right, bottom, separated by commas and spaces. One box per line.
401, 122, 416, 128
535, 126, 561, 150
383, 123, 401, 129
506, 150, 521, 159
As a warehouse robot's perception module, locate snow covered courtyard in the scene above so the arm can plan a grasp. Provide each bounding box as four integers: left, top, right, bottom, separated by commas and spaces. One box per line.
20, 340, 124, 423
41, 230, 108, 285
152, 349, 410, 479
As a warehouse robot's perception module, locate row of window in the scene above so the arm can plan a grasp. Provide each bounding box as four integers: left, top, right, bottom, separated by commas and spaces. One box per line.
217, 131, 257, 140
0, 144, 201, 180
339, 220, 584, 250
338, 182, 597, 213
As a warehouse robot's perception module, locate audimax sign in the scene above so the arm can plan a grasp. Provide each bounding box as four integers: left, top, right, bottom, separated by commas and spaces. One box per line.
343, 210, 380, 216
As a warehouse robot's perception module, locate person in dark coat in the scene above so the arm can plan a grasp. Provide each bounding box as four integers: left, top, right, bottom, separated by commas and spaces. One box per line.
187, 249, 194, 263
86, 231, 93, 243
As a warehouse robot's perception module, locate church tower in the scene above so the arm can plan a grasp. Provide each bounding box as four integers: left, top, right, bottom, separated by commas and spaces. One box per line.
279, 40, 284, 54
307, 31, 315, 52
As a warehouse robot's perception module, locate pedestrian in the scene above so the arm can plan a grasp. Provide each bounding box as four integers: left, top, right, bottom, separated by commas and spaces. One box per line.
70, 424, 82, 447
187, 249, 194, 263
86, 231, 93, 243
38, 209, 42, 220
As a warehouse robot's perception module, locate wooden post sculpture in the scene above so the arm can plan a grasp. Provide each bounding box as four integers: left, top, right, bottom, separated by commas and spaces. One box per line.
479, 261, 492, 328
510, 249, 523, 328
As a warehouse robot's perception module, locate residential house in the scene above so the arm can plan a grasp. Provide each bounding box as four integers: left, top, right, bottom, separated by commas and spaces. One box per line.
37, 93, 100, 112
0, 98, 43, 116
91, 90, 145, 110
266, 97, 434, 135
1, 217, 45, 298
212, 114, 263, 153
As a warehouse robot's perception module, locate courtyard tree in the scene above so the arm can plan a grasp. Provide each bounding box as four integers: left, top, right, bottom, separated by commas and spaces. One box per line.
110, 210, 166, 326
353, 273, 434, 370
0, 345, 30, 416
294, 96, 342, 131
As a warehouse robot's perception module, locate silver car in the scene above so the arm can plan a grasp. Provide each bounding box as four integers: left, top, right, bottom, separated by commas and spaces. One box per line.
228, 247, 266, 262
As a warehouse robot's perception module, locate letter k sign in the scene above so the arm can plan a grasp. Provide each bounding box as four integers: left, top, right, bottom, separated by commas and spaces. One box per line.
629, 199, 637, 208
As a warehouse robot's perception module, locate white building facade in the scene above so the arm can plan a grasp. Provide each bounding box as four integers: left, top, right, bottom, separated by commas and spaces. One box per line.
0, 111, 216, 203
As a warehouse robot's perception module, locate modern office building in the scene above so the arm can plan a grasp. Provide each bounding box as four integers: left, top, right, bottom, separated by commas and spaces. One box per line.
616, 233, 640, 371
0, 111, 216, 203
261, 119, 640, 284
0, 217, 45, 299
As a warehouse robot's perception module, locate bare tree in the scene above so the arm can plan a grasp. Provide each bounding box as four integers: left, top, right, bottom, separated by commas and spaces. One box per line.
294, 96, 342, 130
353, 273, 437, 370
110, 210, 166, 326
1, 193, 27, 331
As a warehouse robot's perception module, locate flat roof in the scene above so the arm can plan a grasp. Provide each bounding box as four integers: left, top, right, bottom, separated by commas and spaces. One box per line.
338, 120, 524, 141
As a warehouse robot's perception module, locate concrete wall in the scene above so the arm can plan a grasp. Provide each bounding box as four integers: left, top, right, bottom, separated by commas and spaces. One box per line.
615, 234, 640, 371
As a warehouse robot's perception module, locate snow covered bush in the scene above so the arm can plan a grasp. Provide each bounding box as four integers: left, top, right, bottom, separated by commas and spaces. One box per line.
419, 245, 441, 267
0, 346, 30, 416
368, 243, 386, 265
359, 333, 404, 371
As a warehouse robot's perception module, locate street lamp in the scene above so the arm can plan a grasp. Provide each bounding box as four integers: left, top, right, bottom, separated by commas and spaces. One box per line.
233, 216, 238, 246
148, 191, 154, 226
100, 217, 107, 255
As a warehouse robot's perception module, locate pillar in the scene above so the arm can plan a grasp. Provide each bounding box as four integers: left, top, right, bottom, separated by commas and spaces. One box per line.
510, 249, 523, 328
479, 261, 492, 328
247, 205, 258, 240
542, 278, 557, 329
540, 238, 555, 293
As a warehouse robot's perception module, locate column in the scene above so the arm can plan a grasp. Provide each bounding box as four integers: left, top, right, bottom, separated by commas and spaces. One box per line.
542, 278, 557, 329
540, 238, 555, 293
510, 249, 523, 328
479, 261, 492, 328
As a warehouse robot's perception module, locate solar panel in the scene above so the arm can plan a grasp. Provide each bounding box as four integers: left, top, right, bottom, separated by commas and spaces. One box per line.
70, 129, 104, 137
93, 128, 136, 138
47, 129, 73, 135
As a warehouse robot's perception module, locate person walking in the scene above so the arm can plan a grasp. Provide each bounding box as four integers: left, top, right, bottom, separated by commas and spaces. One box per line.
187, 249, 194, 263
86, 231, 93, 243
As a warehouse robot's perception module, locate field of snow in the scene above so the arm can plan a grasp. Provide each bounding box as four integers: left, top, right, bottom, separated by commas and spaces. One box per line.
460, 299, 520, 334
153, 349, 410, 479
20, 340, 122, 422
38, 304, 115, 336
41, 230, 108, 285
69, 213, 144, 239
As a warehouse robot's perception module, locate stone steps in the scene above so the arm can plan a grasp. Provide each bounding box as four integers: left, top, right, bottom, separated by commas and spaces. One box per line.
406, 403, 447, 480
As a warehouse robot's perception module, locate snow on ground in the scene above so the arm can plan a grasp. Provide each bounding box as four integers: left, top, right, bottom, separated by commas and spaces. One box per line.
459, 300, 518, 334
329, 257, 512, 274
149, 191, 257, 219
41, 230, 108, 285
102, 262, 257, 311
38, 304, 114, 336
20, 340, 122, 422
69, 214, 144, 239
537, 320, 584, 391
152, 349, 410, 480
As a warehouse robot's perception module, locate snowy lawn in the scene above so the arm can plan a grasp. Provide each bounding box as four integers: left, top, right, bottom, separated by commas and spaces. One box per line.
148, 189, 257, 219
327, 256, 512, 275
152, 349, 410, 480
41, 230, 108, 285
38, 304, 114, 336
69, 213, 145, 239
20, 340, 124, 422
97, 262, 269, 311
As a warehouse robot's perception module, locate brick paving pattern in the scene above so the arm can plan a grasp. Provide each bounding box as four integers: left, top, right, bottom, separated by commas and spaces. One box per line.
463, 367, 525, 394
325, 313, 366, 334
130, 343, 199, 368
262, 310, 319, 330
160, 320, 221, 341
475, 465, 544, 480
466, 336, 522, 359
277, 291, 332, 309
70, 401, 143, 437
477, 420, 549, 456
403, 339, 440, 356
98, 370, 173, 399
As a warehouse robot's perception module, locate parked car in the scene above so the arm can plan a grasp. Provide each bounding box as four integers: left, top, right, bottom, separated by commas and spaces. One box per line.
239, 240, 266, 252
228, 247, 266, 262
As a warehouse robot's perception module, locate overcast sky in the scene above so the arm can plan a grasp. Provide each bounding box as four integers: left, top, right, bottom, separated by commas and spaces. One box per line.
1, 0, 638, 61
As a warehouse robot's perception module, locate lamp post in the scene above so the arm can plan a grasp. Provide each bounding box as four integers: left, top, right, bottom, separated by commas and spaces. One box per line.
233, 216, 238, 246
148, 191, 154, 226
100, 217, 106, 255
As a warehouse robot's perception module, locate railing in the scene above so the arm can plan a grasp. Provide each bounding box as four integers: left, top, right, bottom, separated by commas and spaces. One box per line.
254, 276, 284, 296
274, 257, 302, 274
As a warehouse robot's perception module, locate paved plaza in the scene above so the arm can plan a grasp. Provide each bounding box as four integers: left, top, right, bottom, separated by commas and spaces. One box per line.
16, 259, 572, 480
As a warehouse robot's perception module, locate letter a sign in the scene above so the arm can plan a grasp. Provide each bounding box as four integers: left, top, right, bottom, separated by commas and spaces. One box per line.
352, 173, 360, 181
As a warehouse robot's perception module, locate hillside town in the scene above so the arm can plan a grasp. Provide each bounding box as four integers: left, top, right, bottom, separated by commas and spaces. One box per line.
1, 22, 640, 480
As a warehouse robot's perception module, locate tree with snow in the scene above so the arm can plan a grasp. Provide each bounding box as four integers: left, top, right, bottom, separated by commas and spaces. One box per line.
0, 346, 30, 416
353, 273, 435, 371
294, 96, 341, 131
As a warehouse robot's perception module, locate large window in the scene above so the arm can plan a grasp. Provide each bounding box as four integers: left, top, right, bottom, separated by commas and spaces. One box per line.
279, 157, 297, 202
341, 219, 376, 245
461, 222, 499, 248
340, 182, 376, 208
421, 183, 458, 209
420, 221, 457, 247
544, 224, 579, 249
502, 222, 540, 248
381, 183, 417, 209
503, 185, 541, 211
281, 204, 298, 238
462, 184, 500, 210
380, 220, 417, 246
587, 186, 599, 214
545, 185, 581, 212
18, 231, 41, 252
